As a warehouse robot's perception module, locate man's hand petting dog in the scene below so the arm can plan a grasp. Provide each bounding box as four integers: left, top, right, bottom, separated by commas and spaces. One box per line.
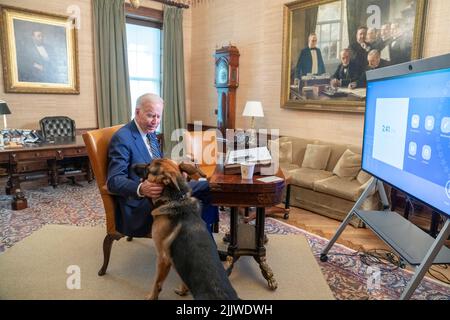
139, 180, 164, 199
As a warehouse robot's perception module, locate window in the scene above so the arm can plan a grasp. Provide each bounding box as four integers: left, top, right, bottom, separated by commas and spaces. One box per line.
315, 2, 342, 63
126, 12, 162, 117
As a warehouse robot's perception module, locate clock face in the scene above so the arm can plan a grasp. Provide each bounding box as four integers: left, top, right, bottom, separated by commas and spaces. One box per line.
216, 60, 228, 85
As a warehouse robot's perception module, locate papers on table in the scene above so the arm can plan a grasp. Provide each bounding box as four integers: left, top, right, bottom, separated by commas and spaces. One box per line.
225, 146, 272, 165
337, 88, 367, 98
257, 176, 284, 183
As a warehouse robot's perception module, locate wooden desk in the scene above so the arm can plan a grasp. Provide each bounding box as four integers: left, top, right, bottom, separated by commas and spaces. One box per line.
0, 136, 92, 197
209, 165, 285, 290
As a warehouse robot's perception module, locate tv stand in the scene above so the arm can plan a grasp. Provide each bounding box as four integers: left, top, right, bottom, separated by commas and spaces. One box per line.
320, 178, 450, 300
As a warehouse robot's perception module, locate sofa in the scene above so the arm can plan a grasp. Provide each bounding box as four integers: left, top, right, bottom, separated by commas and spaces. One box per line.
269, 136, 383, 228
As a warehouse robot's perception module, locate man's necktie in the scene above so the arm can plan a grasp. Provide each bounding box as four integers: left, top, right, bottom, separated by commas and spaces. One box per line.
147, 133, 162, 158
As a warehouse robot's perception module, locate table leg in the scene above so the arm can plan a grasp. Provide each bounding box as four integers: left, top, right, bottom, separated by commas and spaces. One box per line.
225, 207, 239, 275
255, 207, 277, 290
255, 256, 278, 290
430, 211, 441, 238
49, 160, 58, 188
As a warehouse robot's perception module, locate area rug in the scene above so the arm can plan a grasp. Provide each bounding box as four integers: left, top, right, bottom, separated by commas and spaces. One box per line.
0, 224, 333, 300
0, 182, 449, 300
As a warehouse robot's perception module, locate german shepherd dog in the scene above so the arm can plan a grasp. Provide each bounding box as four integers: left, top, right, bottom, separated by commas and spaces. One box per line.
134, 159, 239, 300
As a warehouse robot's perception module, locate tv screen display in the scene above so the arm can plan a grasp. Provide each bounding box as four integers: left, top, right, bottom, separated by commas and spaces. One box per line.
362, 54, 450, 217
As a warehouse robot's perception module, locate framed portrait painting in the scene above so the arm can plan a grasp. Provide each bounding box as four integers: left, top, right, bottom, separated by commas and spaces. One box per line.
0, 6, 79, 94
281, 0, 427, 113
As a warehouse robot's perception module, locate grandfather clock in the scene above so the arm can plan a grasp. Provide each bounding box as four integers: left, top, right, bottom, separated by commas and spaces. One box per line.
214, 45, 240, 137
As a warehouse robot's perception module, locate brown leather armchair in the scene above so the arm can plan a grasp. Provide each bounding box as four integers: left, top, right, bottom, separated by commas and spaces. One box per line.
82, 125, 152, 276
184, 130, 218, 179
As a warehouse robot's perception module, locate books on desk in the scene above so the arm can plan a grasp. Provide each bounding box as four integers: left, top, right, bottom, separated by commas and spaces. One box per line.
224, 146, 272, 175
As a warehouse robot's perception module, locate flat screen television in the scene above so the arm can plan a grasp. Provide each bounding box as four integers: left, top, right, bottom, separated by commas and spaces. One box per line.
362, 53, 450, 218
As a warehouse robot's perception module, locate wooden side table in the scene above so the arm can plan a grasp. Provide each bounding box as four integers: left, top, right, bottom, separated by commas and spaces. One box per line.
209, 165, 285, 290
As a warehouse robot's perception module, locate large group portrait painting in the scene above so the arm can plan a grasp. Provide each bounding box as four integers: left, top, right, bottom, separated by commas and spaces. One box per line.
282, 0, 427, 112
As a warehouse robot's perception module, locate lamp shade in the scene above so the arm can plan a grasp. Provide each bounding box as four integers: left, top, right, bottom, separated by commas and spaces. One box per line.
0, 100, 11, 115
242, 101, 264, 118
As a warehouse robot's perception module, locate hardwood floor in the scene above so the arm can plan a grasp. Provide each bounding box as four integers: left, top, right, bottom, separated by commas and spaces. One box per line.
267, 205, 450, 285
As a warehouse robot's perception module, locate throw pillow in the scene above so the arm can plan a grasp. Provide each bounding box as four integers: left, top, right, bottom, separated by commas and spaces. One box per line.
356, 170, 372, 184
301, 144, 331, 170
333, 149, 361, 178
268, 140, 293, 164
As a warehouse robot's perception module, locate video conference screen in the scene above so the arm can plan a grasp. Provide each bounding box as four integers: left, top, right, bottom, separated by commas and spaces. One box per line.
362, 63, 450, 217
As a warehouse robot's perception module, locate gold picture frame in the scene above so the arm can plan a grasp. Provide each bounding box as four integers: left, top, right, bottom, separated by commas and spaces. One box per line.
281, 0, 427, 113
0, 5, 79, 94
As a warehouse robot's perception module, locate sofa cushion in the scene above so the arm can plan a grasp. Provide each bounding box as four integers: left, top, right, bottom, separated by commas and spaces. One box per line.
279, 163, 301, 180
332, 149, 361, 178
269, 140, 293, 164
313, 176, 363, 201
301, 144, 331, 170
290, 168, 334, 189
357, 170, 372, 184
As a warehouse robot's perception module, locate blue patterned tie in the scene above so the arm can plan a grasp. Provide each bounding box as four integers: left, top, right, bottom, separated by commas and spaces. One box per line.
147, 133, 162, 158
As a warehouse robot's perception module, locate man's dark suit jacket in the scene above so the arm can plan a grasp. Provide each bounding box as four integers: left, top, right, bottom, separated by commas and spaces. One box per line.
349, 42, 371, 70
331, 61, 361, 87
296, 47, 325, 79
106, 121, 218, 237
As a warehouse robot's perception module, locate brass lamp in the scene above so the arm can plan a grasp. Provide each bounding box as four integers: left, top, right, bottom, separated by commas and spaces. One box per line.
242, 101, 264, 130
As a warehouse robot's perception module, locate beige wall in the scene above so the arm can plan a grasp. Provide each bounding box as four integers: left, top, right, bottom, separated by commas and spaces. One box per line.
0, 0, 97, 130
187, 0, 450, 146
1, 0, 449, 139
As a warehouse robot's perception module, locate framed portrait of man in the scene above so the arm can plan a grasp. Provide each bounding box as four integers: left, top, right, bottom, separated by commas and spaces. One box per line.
0, 6, 79, 94
281, 0, 427, 113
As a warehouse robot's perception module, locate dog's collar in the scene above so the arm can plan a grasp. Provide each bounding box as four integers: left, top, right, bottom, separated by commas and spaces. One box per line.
152, 192, 189, 209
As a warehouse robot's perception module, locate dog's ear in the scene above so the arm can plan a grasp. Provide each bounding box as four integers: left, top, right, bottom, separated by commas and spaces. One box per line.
179, 162, 207, 178
132, 163, 149, 179
163, 171, 180, 191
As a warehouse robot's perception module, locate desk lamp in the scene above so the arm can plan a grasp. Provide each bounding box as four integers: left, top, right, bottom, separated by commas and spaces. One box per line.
242, 101, 264, 147
0, 100, 11, 147
0, 100, 11, 129
242, 101, 264, 130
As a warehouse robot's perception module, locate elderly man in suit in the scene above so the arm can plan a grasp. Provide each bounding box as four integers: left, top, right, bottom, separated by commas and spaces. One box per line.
106, 93, 219, 237
350, 49, 390, 89
296, 33, 325, 79
330, 48, 361, 88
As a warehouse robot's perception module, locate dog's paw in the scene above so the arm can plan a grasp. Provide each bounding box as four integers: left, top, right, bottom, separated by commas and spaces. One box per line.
145, 293, 158, 300
174, 287, 189, 296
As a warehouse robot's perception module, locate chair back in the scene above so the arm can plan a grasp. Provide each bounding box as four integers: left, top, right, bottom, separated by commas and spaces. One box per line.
39, 116, 76, 140
185, 130, 218, 178
82, 125, 123, 234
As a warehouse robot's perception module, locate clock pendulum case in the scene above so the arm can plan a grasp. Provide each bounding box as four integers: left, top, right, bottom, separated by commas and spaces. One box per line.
214, 45, 240, 137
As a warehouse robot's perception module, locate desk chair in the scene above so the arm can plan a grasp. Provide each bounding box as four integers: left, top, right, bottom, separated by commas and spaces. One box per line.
39, 116, 76, 140
82, 125, 152, 276
39, 116, 90, 186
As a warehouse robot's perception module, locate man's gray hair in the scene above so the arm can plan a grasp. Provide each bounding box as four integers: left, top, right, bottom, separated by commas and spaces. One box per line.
341, 48, 351, 55
135, 93, 163, 110
368, 49, 381, 58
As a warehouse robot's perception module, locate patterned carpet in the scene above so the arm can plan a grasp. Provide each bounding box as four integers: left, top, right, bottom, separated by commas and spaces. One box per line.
0, 182, 449, 300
